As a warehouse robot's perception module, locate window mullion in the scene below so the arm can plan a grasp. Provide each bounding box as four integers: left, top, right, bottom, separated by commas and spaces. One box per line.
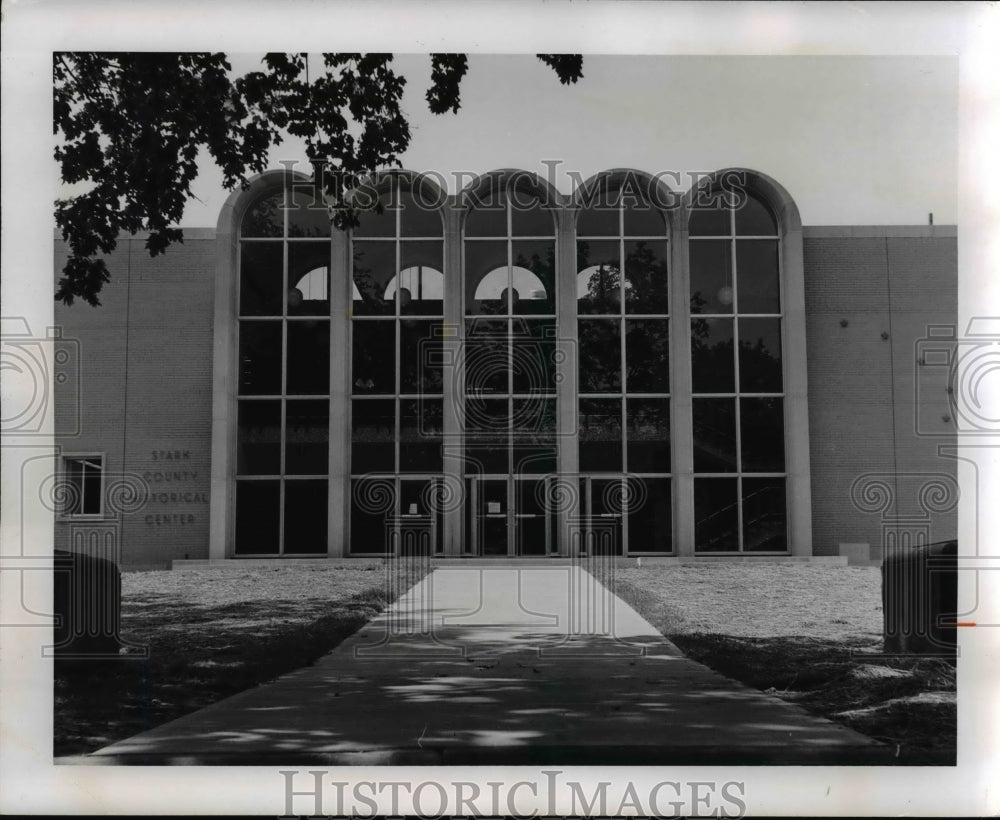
619, 223, 627, 477
395, 234, 401, 476
279, 210, 289, 555
507, 210, 514, 477
730, 224, 744, 551
618, 211, 629, 553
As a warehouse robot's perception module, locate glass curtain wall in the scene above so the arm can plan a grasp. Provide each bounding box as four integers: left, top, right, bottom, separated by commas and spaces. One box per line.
463, 184, 558, 555
231, 170, 791, 558
576, 180, 672, 554
689, 192, 786, 551
350, 176, 446, 554
235, 182, 332, 554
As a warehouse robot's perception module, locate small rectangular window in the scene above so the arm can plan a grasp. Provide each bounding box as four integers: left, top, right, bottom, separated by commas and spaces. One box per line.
63, 456, 104, 516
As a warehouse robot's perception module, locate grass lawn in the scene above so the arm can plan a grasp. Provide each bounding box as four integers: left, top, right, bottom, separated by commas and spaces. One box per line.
56, 561, 956, 764
54, 562, 426, 757
613, 564, 957, 765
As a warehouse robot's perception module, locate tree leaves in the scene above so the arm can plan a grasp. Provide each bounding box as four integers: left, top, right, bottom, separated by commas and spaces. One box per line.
53, 52, 583, 305
426, 54, 469, 114
536, 54, 584, 85
54, 52, 275, 304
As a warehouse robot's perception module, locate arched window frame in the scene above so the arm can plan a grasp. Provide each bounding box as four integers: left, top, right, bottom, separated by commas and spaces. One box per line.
454, 170, 564, 555
571, 169, 676, 554
347, 170, 449, 555
211, 165, 810, 559
213, 168, 324, 558
680, 168, 811, 556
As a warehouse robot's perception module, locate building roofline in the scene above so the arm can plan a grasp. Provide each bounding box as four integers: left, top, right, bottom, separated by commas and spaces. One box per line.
53, 227, 219, 241
803, 225, 956, 239
54, 224, 959, 242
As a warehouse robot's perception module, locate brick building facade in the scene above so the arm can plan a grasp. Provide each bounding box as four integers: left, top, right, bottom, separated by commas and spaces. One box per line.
53, 168, 958, 569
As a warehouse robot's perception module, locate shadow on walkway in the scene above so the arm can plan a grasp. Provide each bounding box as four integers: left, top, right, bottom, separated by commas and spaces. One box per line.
70, 566, 890, 765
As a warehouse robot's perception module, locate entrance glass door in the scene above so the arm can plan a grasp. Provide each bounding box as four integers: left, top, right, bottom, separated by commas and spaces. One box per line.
474, 478, 509, 555
514, 477, 551, 555
469, 476, 555, 555
582, 477, 624, 555
398, 478, 443, 555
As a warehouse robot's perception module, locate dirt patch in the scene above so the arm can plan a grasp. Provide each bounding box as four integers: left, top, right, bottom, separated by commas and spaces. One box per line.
122, 562, 393, 604
614, 563, 883, 639
613, 566, 955, 765
667, 634, 956, 765
54, 563, 425, 758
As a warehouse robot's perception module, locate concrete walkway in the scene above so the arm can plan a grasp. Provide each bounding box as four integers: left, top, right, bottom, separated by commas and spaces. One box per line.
80, 565, 888, 765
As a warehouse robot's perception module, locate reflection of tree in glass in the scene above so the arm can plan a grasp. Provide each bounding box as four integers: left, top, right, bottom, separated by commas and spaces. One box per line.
628, 403, 669, 441
690, 316, 781, 392
351, 249, 391, 314
588, 265, 620, 305
690, 316, 734, 391
577, 241, 620, 311
479, 292, 507, 316
352, 324, 395, 394
287, 204, 332, 238
420, 402, 443, 436
401, 324, 444, 394
690, 315, 710, 345
513, 397, 555, 444
513, 246, 556, 298
354, 192, 394, 234
242, 194, 284, 237
623, 241, 668, 311
738, 337, 782, 391
625, 322, 670, 393
465, 322, 509, 393
579, 321, 620, 392
476, 336, 508, 390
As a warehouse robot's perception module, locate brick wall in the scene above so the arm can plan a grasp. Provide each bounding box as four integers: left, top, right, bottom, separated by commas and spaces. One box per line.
54, 232, 216, 569
803, 227, 958, 557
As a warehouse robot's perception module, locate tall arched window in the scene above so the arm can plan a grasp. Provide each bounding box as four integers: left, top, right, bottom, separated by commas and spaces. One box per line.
575, 175, 671, 554
234, 179, 333, 555
689, 186, 786, 552
349, 174, 446, 554
461, 175, 558, 555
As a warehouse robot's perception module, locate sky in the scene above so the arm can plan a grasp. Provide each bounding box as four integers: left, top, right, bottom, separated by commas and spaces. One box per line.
180, 53, 958, 227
